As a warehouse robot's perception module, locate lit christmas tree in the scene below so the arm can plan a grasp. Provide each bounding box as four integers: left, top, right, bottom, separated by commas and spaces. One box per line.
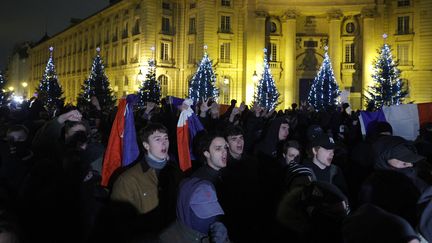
308, 46, 340, 111
77, 47, 116, 111
36, 46, 64, 111
365, 34, 408, 110
137, 57, 161, 107
188, 45, 219, 104
0, 71, 11, 106
253, 48, 280, 110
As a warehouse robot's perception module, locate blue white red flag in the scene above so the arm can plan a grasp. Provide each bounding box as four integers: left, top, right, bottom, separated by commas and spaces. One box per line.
177, 99, 204, 171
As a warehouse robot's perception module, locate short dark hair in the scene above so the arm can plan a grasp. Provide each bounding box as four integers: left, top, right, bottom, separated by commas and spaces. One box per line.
224, 125, 244, 139
283, 140, 301, 155
139, 123, 168, 143
64, 120, 89, 134
197, 131, 225, 162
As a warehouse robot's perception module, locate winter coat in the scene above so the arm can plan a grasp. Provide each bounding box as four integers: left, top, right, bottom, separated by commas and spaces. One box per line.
158, 221, 210, 243
303, 160, 349, 196
343, 204, 420, 243
359, 170, 421, 227
255, 116, 291, 203
110, 158, 183, 222
218, 153, 261, 243
191, 164, 222, 187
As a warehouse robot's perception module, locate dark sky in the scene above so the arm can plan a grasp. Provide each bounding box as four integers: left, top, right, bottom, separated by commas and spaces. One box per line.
0, 0, 109, 71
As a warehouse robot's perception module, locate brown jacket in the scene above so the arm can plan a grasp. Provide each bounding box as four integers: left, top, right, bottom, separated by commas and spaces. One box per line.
111, 161, 159, 214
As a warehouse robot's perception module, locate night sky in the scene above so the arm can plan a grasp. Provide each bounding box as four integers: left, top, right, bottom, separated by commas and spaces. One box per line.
0, 0, 109, 71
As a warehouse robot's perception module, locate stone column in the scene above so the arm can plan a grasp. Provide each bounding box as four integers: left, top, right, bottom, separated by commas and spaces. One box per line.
281, 10, 297, 109
245, 10, 267, 105
328, 10, 343, 87
255, 11, 267, 65
361, 8, 376, 107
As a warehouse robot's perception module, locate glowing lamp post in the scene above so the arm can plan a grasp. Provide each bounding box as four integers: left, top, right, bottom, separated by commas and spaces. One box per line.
252, 70, 259, 83
223, 77, 229, 85
136, 69, 145, 90
21, 82, 28, 97
137, 69, 145, 83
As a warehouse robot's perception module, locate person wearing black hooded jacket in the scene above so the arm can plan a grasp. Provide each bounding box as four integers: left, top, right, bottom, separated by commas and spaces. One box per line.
218, 125, 260, 243
359, 135, 428, 227
256, 116, 291, 193
343, 204, 420, 243
254, 116, 291, 240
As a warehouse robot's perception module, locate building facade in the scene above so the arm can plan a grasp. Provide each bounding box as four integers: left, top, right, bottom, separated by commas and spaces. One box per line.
6, 42, 32, 97
27, 0, 432, 109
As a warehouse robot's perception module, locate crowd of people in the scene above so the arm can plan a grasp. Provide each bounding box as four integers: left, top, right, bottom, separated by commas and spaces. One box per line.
0, 95, 431, 243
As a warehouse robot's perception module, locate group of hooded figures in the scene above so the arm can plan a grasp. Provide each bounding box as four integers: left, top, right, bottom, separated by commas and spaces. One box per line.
0, 96, 432, 243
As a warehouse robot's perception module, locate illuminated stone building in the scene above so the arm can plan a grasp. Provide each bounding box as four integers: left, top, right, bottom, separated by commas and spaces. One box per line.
27, 0, 432, 109
5, 42, 32, 97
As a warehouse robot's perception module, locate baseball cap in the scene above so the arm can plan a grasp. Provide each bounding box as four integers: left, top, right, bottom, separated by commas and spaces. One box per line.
311, 134, 335, 150
190, 183, 224, 219
389, 143, 424, 164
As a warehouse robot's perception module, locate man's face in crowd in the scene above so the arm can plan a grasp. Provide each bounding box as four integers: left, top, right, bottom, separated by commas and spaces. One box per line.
284, 147, 300, 165
226, 134, 244, 159
313, 147, 334, 169
279, 123, 290, 141
204, 137, 228, 171
143, 130, 169, 161
387, 158, 413, 169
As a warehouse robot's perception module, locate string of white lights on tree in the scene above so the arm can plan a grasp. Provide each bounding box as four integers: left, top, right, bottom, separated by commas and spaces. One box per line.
77, 47, 116, 111
137, 47, 161, 107
307, 46, 341, 111
188, 45, 219, 104
253, 48, 280, 110
0, 71, 11, 106
36, 46, 64, 112
365, 34, 408, 110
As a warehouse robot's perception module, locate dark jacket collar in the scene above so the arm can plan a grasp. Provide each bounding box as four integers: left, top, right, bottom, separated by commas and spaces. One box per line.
140, 157, 151, 173
192, 164, 221, 185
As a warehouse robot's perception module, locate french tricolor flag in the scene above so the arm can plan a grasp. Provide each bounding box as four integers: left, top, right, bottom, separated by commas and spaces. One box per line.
177, 99, 204, 171
360, 102, 432, 141
101, 95, 140, 186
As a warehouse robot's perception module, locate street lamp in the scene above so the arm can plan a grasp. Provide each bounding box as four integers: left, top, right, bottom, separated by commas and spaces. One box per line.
21, 82, 28, 97
135, 69, 145, 91
137, 69, 145, 83
252, 70, 259, 83
223, 77, 229, 85
8, 86, 14, 92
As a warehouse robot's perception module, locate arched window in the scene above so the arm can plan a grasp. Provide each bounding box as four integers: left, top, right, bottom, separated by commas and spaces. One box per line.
270, 22, 277, 33
158, 75, 169, 97
345, 22, 355, 34
268, 19, 281, 35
